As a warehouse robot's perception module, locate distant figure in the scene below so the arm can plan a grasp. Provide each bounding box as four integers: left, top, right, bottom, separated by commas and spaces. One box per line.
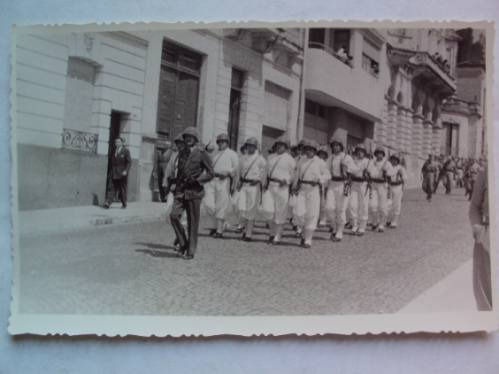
469, 167, 492, 310
153, 139, 172, 202
104, 137, 131, 209
421, 154, 438, 202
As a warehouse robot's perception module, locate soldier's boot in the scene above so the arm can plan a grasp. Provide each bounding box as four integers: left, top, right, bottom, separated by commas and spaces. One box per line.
303, 229, 313, 248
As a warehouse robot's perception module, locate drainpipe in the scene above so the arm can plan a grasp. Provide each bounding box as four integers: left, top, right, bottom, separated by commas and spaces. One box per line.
296, 28, 308, 143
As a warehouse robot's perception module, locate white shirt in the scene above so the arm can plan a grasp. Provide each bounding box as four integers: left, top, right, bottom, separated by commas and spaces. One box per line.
388, 164, 407, 184
296, 155, 331, 184
212, 148, 239, 177
327, 152, 355, 178
240, 152, 267, 182
368, 158, 393, 180
350, 157, 370, 179
267, 152, 296, 184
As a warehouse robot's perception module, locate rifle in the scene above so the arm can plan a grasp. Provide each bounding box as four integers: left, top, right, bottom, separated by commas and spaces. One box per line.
343, 174, 352, 196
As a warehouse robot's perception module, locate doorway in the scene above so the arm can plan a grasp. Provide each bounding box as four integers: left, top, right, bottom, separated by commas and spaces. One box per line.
228, 68, 245, 150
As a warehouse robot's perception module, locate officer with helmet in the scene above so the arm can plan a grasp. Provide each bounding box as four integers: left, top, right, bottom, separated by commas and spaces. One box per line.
367, 146, 393, 232
348, 143, 371, 236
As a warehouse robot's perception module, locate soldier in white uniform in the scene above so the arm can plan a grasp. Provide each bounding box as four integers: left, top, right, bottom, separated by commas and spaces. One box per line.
237, 137, 267, 241
292, 139, 330, 248
265, 135, 296, 245
367, 147, 393, 232
292, 139, 307, 237
205, 133, 239, 238
317, 145, 329, 227
348, 143, 371, 236
387, 153, 406, 228
325, 135, 355, 241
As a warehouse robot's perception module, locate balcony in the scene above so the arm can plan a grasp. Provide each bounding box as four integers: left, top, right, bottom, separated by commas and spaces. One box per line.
387, 46, 457, 96
224, 28, 303, 54
304, 45, 384, 122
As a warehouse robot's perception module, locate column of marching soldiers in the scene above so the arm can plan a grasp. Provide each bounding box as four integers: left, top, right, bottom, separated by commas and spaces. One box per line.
156, 126, 483, 259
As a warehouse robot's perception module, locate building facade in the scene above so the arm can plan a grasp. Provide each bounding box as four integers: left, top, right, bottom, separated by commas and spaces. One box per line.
15, 26, 486, 210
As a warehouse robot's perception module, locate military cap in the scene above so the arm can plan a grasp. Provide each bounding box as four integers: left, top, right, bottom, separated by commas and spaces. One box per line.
182, 126, 199, 141
244, 137, 259, 147
389, 153, 401, 162
374, 146, 386, 157
302, 139, 319, 151
354, 143, 368, 154
216, 133, 229, 143
317, 145, 329, 155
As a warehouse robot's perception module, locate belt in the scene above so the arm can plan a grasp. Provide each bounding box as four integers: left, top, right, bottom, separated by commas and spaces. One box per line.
300, 180, 320, 186
371, 178, 386, 184
331, 176, 345, 182
268, 177, 286, 184
389, 181, 403, 186
214, 173, 229, 179
241, 178, 260, 184
351, 176, 366, 182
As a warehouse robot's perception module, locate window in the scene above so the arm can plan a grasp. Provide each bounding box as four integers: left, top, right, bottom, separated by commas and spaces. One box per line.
362, 38, 380, 77
228, 68, 245, 150
305, 99, 327, 119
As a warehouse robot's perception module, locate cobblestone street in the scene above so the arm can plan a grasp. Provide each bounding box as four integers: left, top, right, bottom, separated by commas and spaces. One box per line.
18, 188, 474, 316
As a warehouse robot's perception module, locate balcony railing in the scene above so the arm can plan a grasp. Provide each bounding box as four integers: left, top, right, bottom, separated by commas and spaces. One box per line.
308, 42, 353, 67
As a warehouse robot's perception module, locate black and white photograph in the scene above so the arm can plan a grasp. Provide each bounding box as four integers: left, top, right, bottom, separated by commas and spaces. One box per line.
9, 22, 496, 335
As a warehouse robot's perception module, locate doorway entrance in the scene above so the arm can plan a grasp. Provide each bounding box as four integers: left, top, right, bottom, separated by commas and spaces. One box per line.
156, 41, 202, 140
228, 68, 245, 150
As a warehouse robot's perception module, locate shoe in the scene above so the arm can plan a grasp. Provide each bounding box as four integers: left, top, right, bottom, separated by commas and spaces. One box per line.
295, 231, 302, 238
345, 222, 352, 230
329, 232, 337, 240
242, 234, 252, 242
121, 204, 127, 209
303, 243, 311, 248
272, 240, 281, 246
208, 229, 217, 236
182, 253, 194, 260
371, 224, 379, 231
103, 203, 110, 209
235, 225, 244, 233
267, 236, 275, 244
377, 227, 385, 233
214, 232, 224, 238
356, 231, 365, 236
300, 237, 305, 246
389, 223, 397, 229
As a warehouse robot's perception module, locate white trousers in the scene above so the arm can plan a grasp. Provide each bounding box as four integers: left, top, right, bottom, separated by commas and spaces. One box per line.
268, 181, 290, 225
388, 184, 403, 224
325, 181, 349, 235
238, 184, 261, 221
297, 185, 320, 244
204, 177, 231, 229
349, 181, 369, 232
369, 182, 388, 227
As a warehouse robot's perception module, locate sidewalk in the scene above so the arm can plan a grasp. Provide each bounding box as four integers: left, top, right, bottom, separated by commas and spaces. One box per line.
398, 259, 476, 313
18, 201, 170, 236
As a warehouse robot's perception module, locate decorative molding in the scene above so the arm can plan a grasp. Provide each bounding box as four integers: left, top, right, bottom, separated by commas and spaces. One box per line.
62, 129, 98, 154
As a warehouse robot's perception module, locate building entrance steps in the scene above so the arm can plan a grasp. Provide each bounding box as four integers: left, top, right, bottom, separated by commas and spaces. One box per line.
17, 201, 170, 236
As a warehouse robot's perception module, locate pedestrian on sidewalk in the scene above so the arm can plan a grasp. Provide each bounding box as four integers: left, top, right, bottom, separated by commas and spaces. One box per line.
292, 139, 330, 248
169, 127, 214, 260
469, 167, 492, 310
104, 137, 131, 209
265, 134, 295, 245
237, 137, 267, 242
153, 139, 172, 203
204, 133, 239, 238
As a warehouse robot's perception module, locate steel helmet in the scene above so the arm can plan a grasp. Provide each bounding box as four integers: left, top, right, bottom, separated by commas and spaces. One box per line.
329, 135, 344, 150
374, 146, 386, 157
174, 134, 185, 143
317, 145, 329, 155
389, 153, 401, 162
302, 139, 319, 151
216, 133, 229, 143
182, 126, 199, 142
273, 134, 290, 148
244, 137, 259, 147
354, 143, 367, 154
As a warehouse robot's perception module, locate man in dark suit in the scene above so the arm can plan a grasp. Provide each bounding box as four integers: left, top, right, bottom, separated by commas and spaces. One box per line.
170, 127, 214, 260
104, 137, 132, 209
153, 139, 173, 202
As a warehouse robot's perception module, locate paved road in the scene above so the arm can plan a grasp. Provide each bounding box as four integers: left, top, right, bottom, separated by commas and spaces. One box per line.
18, 188, 474, 316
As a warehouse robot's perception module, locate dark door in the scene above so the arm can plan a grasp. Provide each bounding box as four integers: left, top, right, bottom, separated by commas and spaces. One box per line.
156, 41, 201, 140
106, 111, 122, 196
228, 69, 245, 150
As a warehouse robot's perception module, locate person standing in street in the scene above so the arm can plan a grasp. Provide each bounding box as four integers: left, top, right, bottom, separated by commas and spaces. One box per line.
367, 146, 393, 232
237, 137, 267, 241
169, 127, 214, 260
104, 137, 131, 209
387, 153, 406, 229
265, 134, 296, 245
153, 139, 172, 202
347, 143, 370, 236
205, 133, 239, 238
292, 139, 330, 248
469, 166, 492, 310
317, 145, 329, 227
325, 135, 355, 242
421, 154, 438, 202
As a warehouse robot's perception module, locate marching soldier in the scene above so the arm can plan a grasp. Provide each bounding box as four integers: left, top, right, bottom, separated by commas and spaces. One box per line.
169, 127, 214, 260
153, 139, 173, 202
237, 137, 267, 241
265, 134, 296, 245
387, 153, 406, 229
367, 146, 393, 232
348, 143, 370, 236
325, 135, 355, 242
205, 133, 239, 238
292, 139, 330, 248
317, 145, 329, 227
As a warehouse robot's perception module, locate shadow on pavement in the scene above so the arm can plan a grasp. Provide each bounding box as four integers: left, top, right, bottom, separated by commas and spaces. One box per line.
135, 249, 180, 259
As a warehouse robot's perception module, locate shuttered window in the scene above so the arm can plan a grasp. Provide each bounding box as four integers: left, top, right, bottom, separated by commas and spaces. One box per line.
264, 81, 291, 131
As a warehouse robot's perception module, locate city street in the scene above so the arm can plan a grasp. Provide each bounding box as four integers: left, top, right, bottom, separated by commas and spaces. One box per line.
18, 187, 475, 316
